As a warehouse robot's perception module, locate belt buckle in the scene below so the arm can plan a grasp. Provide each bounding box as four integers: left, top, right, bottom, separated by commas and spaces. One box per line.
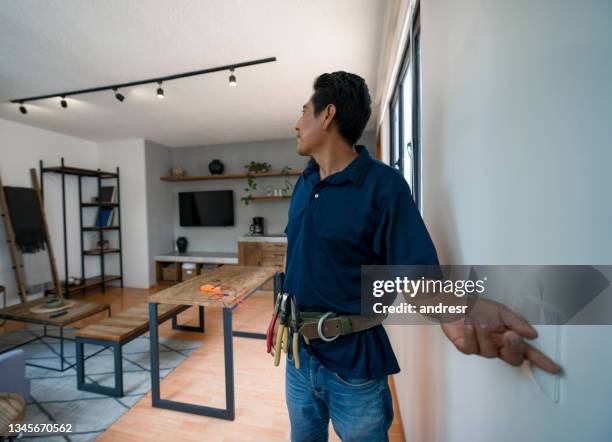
317, 311, 339, 342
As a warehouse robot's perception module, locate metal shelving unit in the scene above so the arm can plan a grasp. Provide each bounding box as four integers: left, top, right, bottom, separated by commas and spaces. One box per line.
40, 158, 124, 296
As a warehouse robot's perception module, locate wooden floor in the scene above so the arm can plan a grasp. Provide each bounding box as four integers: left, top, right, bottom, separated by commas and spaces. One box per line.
1, 286, 405, 442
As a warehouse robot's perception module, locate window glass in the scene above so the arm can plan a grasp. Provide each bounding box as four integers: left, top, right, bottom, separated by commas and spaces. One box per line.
401, 62, 414, 192
391, 99, 401, 171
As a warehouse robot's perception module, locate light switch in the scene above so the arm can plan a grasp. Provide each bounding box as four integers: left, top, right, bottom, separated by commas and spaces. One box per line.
528, 324, 562, 403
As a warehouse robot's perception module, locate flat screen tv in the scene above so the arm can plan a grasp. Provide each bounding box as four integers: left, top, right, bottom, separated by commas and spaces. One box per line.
179, 190, 234, 227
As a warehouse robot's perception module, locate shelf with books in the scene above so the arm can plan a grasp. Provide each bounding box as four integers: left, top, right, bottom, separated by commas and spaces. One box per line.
40, 157, 124, 296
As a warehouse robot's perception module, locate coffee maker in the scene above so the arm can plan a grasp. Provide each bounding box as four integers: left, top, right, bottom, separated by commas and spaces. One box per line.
249, 217, 264, 235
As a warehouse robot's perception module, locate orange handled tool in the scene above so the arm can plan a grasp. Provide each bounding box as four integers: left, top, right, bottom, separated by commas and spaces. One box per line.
266, 293, 283, 353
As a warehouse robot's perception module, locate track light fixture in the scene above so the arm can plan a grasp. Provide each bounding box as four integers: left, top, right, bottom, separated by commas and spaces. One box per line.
113, 88, 125, 102
9, 57, 277, 114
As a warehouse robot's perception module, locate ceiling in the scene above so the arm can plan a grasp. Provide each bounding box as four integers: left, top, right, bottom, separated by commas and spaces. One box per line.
0, 0, 387, 147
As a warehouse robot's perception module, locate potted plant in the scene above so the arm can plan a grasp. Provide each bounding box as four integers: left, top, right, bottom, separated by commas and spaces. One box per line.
280, 166, 293, 196
241, 161, 271, 205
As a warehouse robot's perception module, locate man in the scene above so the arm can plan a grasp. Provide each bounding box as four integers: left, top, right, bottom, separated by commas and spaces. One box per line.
281, 71, 560, 442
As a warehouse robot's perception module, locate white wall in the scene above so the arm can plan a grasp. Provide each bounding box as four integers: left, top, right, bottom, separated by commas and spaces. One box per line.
384, 0, 612, 441
97, 139, 150, 288
0, 118, 99, 305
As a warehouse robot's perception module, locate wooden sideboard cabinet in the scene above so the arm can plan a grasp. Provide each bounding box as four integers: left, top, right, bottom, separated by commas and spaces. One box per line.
238, 239, 286, 290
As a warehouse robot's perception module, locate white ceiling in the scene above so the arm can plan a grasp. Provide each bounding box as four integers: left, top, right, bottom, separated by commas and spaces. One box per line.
0, 0, 387, 147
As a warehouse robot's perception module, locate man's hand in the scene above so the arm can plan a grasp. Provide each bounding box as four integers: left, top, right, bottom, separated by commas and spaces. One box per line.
440, 299, 561, 374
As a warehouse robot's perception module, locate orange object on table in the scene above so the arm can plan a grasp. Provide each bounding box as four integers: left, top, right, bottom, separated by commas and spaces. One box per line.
199, 284, 222, 294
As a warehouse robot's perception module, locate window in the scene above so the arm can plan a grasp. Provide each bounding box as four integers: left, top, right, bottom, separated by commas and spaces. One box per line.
390, 96, 401, 171
389, 6, 422, 209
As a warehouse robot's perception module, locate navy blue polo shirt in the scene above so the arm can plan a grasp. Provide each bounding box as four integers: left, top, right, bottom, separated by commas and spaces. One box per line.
283, 144, 439, 380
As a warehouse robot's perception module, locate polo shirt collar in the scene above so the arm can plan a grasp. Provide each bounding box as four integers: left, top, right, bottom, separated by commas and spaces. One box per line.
303, 145, 372, 187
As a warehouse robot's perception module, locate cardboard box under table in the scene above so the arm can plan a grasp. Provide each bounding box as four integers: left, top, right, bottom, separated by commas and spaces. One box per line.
147, 264, 279, 421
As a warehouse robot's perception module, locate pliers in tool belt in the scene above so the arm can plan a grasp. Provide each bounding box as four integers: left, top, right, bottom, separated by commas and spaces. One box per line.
266, 293, 283, 354
290, 297, 300, 369
274, 293, 290, 366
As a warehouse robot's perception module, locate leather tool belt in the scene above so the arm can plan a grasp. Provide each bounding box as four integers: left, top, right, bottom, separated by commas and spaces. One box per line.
266, 289, 385, 368
297, 311, 385, 342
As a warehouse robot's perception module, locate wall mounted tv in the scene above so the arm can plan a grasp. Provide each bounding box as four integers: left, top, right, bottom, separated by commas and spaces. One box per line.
179, 190, 234, 227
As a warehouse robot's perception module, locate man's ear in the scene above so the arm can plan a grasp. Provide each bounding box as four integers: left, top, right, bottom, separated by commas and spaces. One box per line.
321, 104, 337, 131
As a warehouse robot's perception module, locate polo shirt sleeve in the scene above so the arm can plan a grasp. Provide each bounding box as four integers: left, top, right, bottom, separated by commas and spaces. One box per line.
373, 191, 439, 266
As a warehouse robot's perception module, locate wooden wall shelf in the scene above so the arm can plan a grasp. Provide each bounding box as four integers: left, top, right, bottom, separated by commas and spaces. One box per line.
249, 195, 291, 201
160, 169, 302, 182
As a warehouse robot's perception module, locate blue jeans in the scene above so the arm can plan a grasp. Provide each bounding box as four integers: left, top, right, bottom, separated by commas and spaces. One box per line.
285, 341, 394, 442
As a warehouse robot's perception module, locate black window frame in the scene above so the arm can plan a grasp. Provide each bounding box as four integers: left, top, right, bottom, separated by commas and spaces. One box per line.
389, 4, 422, 210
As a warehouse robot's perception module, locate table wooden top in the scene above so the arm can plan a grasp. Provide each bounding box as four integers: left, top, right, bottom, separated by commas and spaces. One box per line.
0, 393, 26, 436
0, 298, 110, 326
148, 265, 278, 309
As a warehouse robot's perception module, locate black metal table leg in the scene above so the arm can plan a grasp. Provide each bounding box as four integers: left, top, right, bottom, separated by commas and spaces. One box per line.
223, 307, 235, 420
149, 302, 235, 420
171, 306, 205, 332
149, 302, 160, 402
59, 326, 64, 371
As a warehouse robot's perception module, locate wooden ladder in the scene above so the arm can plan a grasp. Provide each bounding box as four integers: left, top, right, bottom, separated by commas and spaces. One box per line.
0, 169, 63, 303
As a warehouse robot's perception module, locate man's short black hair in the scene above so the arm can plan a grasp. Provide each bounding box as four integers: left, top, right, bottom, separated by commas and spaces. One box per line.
311, 71, 372, 145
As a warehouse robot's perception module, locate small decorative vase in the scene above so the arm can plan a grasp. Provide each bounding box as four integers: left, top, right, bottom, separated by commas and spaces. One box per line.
176, 237, 188, 253
171, 166, 186, 178
208, 159, 225, 175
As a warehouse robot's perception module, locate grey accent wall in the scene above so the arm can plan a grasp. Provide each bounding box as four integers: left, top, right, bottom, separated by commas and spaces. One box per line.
170, 132, 376, 253
145, 140, 174, 285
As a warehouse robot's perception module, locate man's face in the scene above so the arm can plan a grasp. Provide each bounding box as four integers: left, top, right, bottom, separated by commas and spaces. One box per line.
294, 98, 326, 156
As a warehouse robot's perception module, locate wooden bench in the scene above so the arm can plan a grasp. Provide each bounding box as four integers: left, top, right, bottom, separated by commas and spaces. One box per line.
75, 303, 204, 397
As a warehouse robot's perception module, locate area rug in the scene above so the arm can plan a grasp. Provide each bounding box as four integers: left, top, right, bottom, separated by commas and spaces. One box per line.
0, 326, 202, 441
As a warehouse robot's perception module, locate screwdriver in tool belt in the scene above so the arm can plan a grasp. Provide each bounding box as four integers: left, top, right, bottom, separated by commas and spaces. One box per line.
290, 297, 300, 369
274, 294, 289, 366
281, 298, 289, 354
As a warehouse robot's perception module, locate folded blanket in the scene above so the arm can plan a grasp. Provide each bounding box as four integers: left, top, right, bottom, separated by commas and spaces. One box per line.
3, 186, 46, 254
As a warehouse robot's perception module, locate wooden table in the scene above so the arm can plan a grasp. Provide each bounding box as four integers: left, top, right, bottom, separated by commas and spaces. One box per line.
0, 393, 26, 439
147, 265, 279, 421
0, 298, 110, 371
